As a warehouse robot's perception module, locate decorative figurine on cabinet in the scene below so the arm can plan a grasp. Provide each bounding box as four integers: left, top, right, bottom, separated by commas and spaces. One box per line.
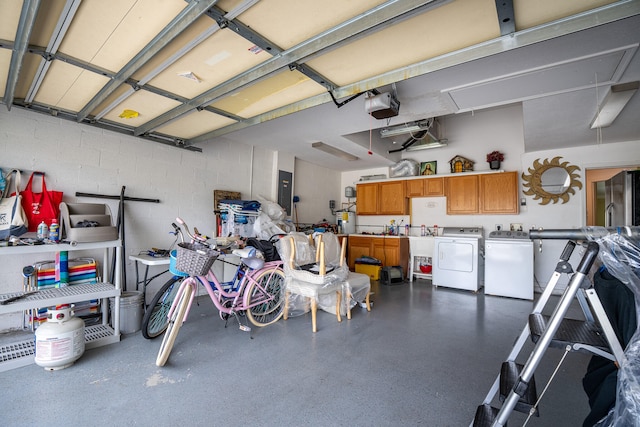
449, 155, 475, 173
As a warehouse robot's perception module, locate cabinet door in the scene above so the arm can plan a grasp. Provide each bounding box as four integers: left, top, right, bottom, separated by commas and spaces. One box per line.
371, 238, 409, 278
378, 181, 407, 215
405, 179, 424, 197
480, 172, 519, 214
445, 175, 479, 214
424, 177, 444, 196
347, 236, 372, 271
356, 183, 378, 215
372, 238, 400, 266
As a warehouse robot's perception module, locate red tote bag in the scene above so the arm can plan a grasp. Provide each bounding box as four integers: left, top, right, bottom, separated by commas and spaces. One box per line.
21, 172, 64, 231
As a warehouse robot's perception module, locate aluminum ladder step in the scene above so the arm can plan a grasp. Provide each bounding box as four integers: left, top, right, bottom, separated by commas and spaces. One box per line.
500, 361, 539, 416
529, 313, 610, 353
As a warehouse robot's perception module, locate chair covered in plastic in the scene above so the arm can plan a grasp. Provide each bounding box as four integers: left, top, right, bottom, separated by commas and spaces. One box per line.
313, 233, 371, 319
277, 232, 346, 332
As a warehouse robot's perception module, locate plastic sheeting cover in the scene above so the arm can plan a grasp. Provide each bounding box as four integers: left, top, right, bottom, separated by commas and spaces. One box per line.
275, 232, 366, 317
586, 227, 640, 427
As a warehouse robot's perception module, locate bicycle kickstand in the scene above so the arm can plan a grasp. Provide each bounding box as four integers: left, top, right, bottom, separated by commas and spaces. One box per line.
229, 310, 252, 334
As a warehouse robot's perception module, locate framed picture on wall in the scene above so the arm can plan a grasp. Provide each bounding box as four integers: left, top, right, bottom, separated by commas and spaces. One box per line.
420, 161, 437, 176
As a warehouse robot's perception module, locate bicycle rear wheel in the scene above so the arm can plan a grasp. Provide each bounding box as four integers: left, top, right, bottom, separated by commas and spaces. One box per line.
245, 267, 285, 327
142, 276, 183, 339
156, 281, 193, 367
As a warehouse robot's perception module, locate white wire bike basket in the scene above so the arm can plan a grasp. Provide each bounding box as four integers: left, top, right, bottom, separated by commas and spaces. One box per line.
175, 242, 219, 276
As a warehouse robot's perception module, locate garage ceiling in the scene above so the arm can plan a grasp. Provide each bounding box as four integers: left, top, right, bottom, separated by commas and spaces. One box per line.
1, 0, 639, 170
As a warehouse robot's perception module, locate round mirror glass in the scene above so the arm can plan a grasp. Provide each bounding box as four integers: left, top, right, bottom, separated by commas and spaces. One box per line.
540, 167, 570, 194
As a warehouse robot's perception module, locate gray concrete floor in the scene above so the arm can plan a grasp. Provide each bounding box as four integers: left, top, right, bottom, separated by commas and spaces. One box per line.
0, 279, 591, 426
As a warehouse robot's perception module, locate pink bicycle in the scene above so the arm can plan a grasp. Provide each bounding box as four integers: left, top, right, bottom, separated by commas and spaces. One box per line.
156, 218, 285, 366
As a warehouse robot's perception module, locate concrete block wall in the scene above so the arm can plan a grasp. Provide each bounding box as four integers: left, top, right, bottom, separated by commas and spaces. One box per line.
0, 108, 281, 329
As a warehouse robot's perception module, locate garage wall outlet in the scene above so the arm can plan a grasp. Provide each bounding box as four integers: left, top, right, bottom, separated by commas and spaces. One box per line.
495, 224, 502, 231
510, 223, 523, 231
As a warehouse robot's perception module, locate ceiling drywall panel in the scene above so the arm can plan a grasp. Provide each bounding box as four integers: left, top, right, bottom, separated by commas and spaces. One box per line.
236, 0, 388, 50
522, 86, 640, 151
34, 61, 109, 110
514, 0, 617, 30
209, 69, 326, 118
0, 50, 10, 98
131, 15, 215, 81
305, 0, 500, 86
58, 0, 186, 72
145, 28, 273, 99
155, 109, 237, 139
445, 46, 634, 111
0, 0, 21, 40
100, 90, 182, 127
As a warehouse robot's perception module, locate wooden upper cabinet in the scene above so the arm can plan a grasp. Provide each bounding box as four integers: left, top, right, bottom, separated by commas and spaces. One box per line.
424, 177, 444, 196
445, 175, 479, 214
405, 179, 424, 197
405, 177, 444, 197
356, 183, 378, 215
480, 171, 519, 214
378, 181, 407, 215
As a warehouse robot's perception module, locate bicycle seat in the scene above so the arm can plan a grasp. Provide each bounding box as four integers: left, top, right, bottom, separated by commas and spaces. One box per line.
242, 256, 264, 270
232, 247, 256, 258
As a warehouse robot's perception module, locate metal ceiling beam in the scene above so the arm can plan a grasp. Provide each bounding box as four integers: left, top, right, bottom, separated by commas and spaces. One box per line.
3, 0, 41, 111
494, 0, 515, 36
188, 0, 640, 145
204, 5, 337, 91
76, 0, 220, 122
25, 0, 81, 103
133, 0, 439, 136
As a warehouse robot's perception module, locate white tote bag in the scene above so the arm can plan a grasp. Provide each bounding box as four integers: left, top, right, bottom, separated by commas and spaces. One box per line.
0, 169, 28, 239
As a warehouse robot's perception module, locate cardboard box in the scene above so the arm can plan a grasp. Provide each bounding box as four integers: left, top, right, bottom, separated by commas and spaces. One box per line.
355, 263, 382, 280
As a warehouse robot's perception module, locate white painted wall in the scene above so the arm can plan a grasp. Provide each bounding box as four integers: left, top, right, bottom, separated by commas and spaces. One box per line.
340, 104, 640, 290
293, 158, 341, 225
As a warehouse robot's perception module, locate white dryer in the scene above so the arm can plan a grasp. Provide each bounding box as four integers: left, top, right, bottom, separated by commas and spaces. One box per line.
432, 227, 483, 291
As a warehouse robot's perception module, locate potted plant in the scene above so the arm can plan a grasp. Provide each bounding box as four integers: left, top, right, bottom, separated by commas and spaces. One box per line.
486, 150, 504, 170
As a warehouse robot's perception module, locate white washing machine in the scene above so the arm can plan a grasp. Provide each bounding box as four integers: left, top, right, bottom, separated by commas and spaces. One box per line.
484, 230, 534, 300
432, 227, 483, 291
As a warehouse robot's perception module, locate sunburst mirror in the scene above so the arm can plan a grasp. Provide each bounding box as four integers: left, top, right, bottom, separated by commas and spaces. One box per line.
522, 157, 582, 205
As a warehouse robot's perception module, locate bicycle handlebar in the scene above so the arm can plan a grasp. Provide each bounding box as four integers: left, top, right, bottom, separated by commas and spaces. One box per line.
175, 217, 208, 244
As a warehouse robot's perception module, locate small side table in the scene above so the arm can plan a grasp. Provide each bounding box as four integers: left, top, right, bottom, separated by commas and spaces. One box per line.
128, 254, 170, 305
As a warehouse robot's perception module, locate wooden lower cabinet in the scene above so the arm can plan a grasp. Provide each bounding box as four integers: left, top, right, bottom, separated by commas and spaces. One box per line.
348, 236, 409, 279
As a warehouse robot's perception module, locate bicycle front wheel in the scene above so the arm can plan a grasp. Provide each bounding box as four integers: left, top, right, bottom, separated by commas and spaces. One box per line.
245, 267, 285, 327
142, 276, 183, 339
156, 282, 193, 367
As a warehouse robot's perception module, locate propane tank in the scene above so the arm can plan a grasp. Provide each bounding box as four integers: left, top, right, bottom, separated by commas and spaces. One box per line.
35, 308, 85, 370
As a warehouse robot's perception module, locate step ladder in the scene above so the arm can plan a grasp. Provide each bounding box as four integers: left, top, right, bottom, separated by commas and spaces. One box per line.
473, 239, 627, 426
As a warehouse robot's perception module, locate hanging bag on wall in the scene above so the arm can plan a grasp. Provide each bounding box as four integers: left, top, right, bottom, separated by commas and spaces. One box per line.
21, 171, 63, 232
0, 169, 28, 239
